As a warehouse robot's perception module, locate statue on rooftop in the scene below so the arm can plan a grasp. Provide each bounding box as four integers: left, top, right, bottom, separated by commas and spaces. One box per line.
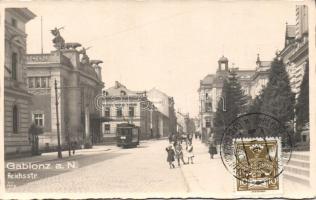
79, 47, 91, 64
50, 27, 65, 50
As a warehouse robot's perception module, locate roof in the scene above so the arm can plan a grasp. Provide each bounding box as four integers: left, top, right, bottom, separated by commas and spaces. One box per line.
201, 74, 215, 85
260, 61, 272, 67
105, 81, 139, 96
235, 70, 255, 79
218, 55, 228, 62
286, 24, 296, 38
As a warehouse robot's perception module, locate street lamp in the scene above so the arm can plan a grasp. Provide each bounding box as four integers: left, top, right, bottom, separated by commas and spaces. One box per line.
54, 79, 62, 158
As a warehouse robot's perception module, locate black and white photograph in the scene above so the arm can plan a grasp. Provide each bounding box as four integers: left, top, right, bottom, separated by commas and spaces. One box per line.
1, 0, 315, 198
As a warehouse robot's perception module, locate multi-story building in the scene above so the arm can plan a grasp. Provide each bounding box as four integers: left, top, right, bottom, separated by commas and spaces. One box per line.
198, 55, 271, 141
147, 88, 177, 137
26, 41, 104, 149
280, 5, 308, 99
279, 5, 309, 143
4, 8, 36, 157
101, 81, 160, 142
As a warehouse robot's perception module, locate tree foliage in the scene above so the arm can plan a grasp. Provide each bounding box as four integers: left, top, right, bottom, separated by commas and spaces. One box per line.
213, 70, 248, 142
261, 57, 295, 127
295, 60, 309, 130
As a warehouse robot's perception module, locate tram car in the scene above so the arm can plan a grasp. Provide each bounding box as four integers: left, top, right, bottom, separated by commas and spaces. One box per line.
116, 123, 140, 148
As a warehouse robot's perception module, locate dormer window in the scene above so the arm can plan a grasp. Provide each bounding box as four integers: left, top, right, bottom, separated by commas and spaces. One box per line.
120, 90, 126, 96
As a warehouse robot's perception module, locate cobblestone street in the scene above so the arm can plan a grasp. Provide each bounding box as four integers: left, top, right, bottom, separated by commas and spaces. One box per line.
6, 138, 313, 198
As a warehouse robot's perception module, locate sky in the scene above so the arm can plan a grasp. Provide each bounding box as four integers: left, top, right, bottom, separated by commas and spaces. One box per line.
24, 1, 296, 117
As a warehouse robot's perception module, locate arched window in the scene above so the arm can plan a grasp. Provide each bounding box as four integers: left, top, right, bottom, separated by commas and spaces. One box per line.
12, 105, 18, 134
12, 52, 18, 80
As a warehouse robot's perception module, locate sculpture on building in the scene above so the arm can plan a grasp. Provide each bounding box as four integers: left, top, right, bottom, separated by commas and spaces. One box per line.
51, 27, 65, 50
64, 42, 82, 50
90, 60, 103, 66
79, 47, 91, 64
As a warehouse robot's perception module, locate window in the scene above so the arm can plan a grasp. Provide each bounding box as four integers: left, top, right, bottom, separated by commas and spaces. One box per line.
35, 77, 40, 88
12, 105, 18, 134
41, 77, 47, 88
116, 107, 122, 117
302, 135, 307, 142
104, 107, 110, 117
205, 102, 212, 112
33, 113, 44, 127
129, 107, 134, 117
104, 124, 110, 134
205, 120, 211, 128
120, 90, 126, 96
28, 77, 34, 88
12, 53, 18, 80
11, 18, 17, 28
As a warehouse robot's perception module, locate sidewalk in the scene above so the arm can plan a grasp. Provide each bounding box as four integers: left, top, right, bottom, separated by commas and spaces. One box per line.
180, 139, 233, 198
180, 139, 314, 198
6, 145, 116, 164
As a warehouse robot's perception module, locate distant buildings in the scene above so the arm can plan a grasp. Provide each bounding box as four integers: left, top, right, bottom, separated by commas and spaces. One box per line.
147, 88, 177, 137
4, 8, 36, 157
26, 42, 104, 149
101, 82, 178, 142
198, 55, 271, 141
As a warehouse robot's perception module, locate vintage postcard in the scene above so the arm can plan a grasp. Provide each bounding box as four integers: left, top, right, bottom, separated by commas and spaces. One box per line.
0, 0, 315, 199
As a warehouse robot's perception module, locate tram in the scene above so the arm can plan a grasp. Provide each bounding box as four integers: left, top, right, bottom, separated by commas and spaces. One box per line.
116, 123, 140, 148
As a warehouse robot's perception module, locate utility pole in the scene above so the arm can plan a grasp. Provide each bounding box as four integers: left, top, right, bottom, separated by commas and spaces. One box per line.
54, 79, 62, 158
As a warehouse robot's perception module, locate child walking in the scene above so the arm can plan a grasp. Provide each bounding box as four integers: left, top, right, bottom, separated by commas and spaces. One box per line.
186, 141, 194, 164
166, 145, 175, 169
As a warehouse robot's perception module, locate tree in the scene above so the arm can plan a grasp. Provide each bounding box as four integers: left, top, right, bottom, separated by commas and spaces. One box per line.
261, 57, 295, 129
213, 70, 248, 142
248, 87, 265, 113
296, 60, 309, 131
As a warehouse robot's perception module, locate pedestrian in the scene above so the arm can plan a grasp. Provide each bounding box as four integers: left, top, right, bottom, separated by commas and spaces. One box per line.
186, 141, 194, 164
175, 142, 187, 166
208, 136, 217, 159
166, 145, 175, 169
72, 141, 77, 155
168, 133, 173, 143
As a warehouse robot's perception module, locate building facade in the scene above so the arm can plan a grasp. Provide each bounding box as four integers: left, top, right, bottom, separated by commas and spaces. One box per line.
198, 55, 271, 141
279, 5, 309, 143
147, 88, 177, 137
101, 81, 161, 142
26, 42, 104, 150
4, 8, 36, 157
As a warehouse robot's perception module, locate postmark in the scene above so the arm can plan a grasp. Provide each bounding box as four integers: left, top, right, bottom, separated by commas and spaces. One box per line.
220, 113, 293, 193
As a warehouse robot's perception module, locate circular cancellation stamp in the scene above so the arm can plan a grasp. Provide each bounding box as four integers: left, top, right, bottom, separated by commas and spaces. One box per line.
220, 112, 293, 192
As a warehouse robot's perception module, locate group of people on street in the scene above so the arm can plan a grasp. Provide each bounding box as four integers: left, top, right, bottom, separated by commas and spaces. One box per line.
166, 133, 195, 169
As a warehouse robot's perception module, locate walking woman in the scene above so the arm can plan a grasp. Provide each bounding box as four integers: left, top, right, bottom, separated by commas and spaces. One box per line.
166, 145, 175, 169
208, 136, 217, 159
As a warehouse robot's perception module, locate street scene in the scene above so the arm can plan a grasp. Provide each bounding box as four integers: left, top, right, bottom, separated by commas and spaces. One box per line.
2, 1, 315, 198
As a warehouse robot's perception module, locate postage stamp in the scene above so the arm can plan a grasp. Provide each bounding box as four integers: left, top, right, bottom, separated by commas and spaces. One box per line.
220, 113, 293, 195
234, 137, 281, 192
